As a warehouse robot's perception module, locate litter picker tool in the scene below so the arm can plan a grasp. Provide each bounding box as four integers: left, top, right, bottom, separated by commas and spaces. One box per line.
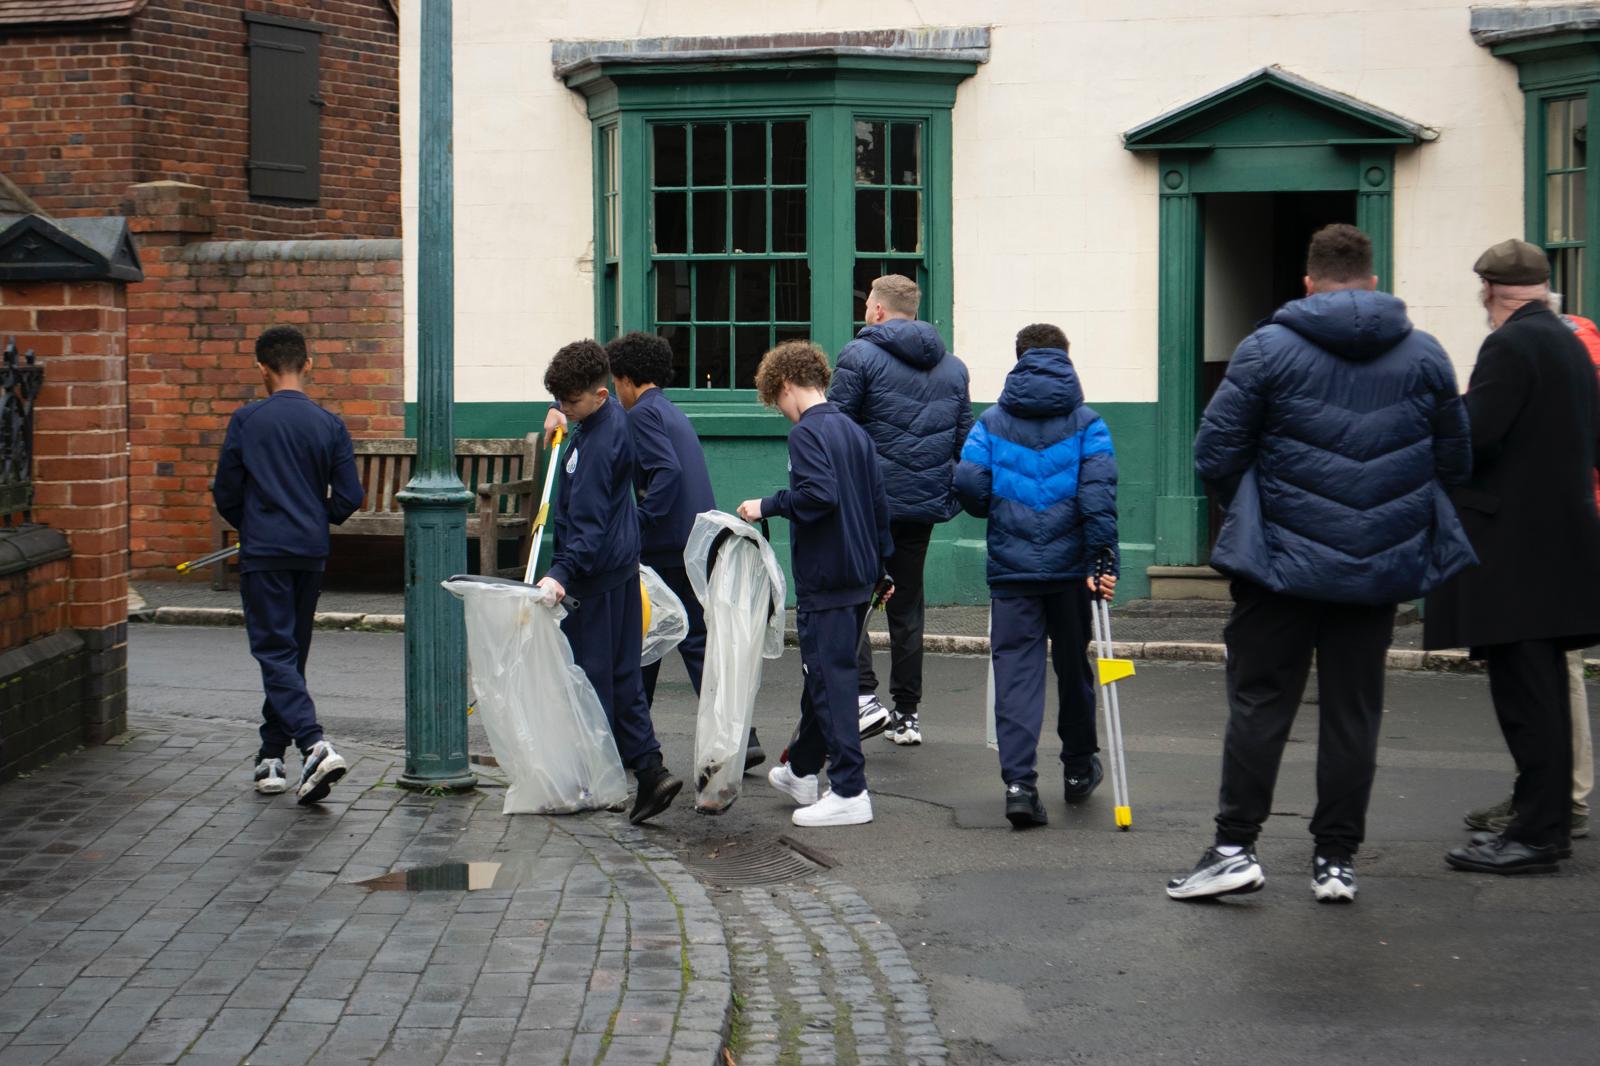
176, 544, 239, 574
523, 425, 565, 584
1090, 550, 1135, 830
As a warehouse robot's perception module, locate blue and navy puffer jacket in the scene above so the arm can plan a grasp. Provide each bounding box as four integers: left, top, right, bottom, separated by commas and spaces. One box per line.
955, 349, 1118, 587
829, 318, 974, 523
1195, 289, 1476, 605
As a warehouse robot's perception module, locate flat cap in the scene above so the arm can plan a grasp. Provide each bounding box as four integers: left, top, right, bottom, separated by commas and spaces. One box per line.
1474, 239, 1550, 284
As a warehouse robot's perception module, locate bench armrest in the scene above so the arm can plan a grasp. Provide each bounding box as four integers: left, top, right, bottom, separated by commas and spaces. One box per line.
477, 477, 540, 497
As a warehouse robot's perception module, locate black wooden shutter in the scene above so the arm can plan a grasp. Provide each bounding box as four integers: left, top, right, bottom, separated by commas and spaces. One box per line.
245, 13, 326, 202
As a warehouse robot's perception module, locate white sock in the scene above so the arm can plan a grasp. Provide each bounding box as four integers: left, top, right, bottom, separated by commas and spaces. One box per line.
1214, 844, 1244, 857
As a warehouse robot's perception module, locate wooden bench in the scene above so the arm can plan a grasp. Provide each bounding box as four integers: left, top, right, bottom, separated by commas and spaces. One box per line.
210, 436, 546, 589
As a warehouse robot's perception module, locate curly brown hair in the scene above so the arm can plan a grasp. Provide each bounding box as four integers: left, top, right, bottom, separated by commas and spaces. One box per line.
754, 340, 831, 407
543, 339, 609, 401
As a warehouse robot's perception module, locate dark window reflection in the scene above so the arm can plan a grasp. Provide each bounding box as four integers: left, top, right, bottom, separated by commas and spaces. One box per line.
855, 120, 885, 185
654, 125, 687, 187
773, 189, 806, 252
693, 190, 726, 253
654, 192, 687, 254
696, 264, 730, 322
732, 190, 766, 253
693, 123, 726, 186
697, 326, 731, 388
733, 123, 766, 185
856, 189, 886, 252
772, 121, 806, 184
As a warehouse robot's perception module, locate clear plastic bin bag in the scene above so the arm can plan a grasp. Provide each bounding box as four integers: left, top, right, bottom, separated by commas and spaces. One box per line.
683, 512, 787, 813
639, 565, 688, 667
442, 576, 630, 815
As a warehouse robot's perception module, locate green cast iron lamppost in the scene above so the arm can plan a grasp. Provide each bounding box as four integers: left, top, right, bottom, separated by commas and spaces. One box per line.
398, 0, 475, 792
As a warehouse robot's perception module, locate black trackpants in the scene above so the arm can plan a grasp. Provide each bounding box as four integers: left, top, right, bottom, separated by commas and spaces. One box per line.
856, 520, 932, 711
1214, 580, 1395, 858
1485, 639, 1574, 848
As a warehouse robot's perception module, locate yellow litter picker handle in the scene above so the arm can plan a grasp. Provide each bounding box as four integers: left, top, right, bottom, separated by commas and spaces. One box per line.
524, 424, 566, 584
640, 578, 652, 637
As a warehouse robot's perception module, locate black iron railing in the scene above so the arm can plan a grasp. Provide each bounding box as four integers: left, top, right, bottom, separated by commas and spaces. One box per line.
1, 338, 43, 525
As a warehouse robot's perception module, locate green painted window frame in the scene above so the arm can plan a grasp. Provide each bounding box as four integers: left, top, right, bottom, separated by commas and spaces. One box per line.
567, 56, 973, 413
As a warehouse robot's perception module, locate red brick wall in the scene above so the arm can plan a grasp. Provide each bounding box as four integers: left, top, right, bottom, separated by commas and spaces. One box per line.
0, 0, 399, 240
126, 183, 404, 576
0, 554, 69, 653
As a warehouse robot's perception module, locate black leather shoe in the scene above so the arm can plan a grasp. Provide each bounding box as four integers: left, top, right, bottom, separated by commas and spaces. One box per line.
743, 729, 766, 774
1446, 836, 1561, 875
1005, 783, 1047, 829
1469, 831, 1571, 860
1064, 756, 1103, 805
630, 767, 682, 825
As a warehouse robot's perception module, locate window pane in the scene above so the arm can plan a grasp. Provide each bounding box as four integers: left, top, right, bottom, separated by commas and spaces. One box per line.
774, 260, 810, 322
855, 120, 885, 185
733, 123, 766, 184
1573, 169, 1588, 243
732, 190, 766, 253
654, 192, 687, 254
890, 189, 921, 253
693, 123, 726, 186
696, 263, 730, 322
1553, 246, 1587, 315
856, 189, 886, 252
772, 121, 806, 184
852, 260, 879, 319
772, 189, 806, 252
655, 262, 690, 323
735, 261, 770, 322
696, 327, 731, 388
890, 123, 921, 185
775, 326, 809, 345
735, 326, 768, 389
693, 190, 727, 253
654, 125, 687, 187
663, 324, 691, 386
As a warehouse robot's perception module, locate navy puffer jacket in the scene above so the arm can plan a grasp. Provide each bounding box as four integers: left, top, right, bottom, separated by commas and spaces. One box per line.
829, 318, 974, 523
1195, 289, 1476, 605
955, 349, 1118, 586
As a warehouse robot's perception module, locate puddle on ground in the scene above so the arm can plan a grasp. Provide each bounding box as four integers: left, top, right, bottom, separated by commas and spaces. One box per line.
354, 859, 540, 892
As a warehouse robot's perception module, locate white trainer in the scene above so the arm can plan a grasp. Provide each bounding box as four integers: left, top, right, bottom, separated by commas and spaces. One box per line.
253, 757, 287, 795
767, 763, 820, 806
792, 789, 873, 828
296, 741, 348, 806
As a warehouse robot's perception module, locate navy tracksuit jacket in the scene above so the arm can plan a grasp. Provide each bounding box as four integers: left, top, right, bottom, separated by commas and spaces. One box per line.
761, 402, 893, 797
212, 389, 364, 759
548, 398, 663, 771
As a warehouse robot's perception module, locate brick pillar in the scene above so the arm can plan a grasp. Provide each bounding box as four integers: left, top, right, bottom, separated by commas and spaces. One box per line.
3, 279, 132, 741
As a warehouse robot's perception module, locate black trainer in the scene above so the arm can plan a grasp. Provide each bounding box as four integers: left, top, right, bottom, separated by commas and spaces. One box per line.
1005, 783, 1047, 829
1167, 845, 1265, 900
744, 729, 766, 774
630, 766, 683, 825
1311, 854, 1357, 903
1063, 755, 1103, 804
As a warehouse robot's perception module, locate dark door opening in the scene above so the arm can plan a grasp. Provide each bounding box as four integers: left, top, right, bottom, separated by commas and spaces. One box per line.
1199, 190, 1357, 546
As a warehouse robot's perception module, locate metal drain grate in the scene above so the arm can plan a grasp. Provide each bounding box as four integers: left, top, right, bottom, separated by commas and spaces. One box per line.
683, 836, 834, 887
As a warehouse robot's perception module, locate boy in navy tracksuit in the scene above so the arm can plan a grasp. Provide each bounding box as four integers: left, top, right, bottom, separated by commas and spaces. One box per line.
739, 341, 893, 828
536, 340, 682, 824
213, 326, 365, 805
955, 324, 1119, 829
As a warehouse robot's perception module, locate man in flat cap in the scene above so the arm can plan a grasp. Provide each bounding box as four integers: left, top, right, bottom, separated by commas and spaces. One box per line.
1426, 239, 1600, 875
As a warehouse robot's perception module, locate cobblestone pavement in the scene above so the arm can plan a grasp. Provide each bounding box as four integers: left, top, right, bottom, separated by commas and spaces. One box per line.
721, 881, 946, 1066
0, 717, 729, 1066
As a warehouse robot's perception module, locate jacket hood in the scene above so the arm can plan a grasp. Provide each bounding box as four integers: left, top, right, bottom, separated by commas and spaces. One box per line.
999, 348, 1084, 418
1271, 289, 1414, 361
856, 318, 948, 370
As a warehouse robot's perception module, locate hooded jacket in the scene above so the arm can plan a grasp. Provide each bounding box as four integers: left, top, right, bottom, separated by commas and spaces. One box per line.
829, 318, 974, 523
955, 349, 1118, 587
1196, 289, 1476, 605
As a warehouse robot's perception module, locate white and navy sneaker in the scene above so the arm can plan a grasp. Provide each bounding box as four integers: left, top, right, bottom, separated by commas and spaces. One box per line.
888, 709, 922, 746
1166, 846, 1265, 900
857, 696, 891, 740
296, 741, 348, 806
1311, 855, 1357, 903
792, 789, 873, 828
253, 757, 287, 795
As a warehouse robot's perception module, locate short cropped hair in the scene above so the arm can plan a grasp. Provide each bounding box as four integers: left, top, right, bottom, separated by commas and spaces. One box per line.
1306, 224, 1373, 284
1015, 323, 1069, 357
544, 339, 609, 401
605, 331, 674, 388
870, 274, 921, 317
754, 340, 831, 408
255, 325, 309, 374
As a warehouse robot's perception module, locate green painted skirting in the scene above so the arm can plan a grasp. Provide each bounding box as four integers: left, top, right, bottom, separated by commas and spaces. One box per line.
405, 399, 1159, 603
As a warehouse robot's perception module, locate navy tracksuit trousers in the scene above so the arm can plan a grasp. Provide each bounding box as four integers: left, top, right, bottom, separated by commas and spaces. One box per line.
241, 569, 325, 760
562, 572, 663, 772
788, 604, 869, 798
991, 585, 1099, 789
641, 563, 706, 702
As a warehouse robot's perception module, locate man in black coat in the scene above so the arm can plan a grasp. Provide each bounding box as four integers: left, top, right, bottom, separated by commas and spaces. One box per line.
1426, 239, 1600, 875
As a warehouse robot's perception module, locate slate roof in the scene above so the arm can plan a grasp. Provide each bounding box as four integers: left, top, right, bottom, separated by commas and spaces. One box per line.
0, 0, 147, 28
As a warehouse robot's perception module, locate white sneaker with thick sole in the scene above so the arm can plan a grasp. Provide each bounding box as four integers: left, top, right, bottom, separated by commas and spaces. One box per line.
888, 710, 922, 746
1311, 856, 1357, 903
767, 763, 820, 806
792, 789, 873, 828
857, 696, 890, 740
1166, 846, 1265, 900
253, 757, 287, 795
296, 741, 348, 806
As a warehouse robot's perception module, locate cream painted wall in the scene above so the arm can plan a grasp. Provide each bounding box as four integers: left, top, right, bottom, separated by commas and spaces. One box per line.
401, 1, 1532, 406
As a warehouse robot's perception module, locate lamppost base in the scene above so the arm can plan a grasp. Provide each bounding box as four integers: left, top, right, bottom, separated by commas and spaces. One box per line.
396, 769, 480, 793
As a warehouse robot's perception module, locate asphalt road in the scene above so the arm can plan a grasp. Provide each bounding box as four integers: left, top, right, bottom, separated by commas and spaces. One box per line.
129, 624, 1600, 1066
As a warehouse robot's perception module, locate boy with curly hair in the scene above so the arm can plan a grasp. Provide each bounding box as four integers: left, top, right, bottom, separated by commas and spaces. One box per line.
738, 341, 893, 827
537, 340, 682, 824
